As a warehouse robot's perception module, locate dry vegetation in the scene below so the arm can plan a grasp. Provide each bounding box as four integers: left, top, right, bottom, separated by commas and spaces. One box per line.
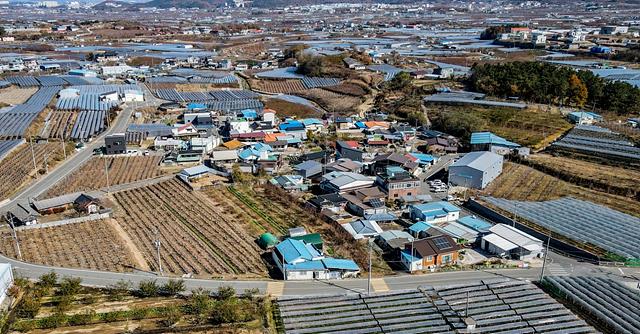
0, 87, 38, 105
323, 82, 368, 97
0, 142, 68, 200
526, 154, 640, 198
44, 156, 166, 198
112, 179, 266, 278
263, 97, 323, 119
0, 220, 136, 271
483, 162, 640, 218
295, 88, 363, 115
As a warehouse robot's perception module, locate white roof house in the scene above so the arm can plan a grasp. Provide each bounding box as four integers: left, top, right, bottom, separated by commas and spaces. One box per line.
341, 219, 383, 240
321, 171, 374, 193
481, 224, 543, 260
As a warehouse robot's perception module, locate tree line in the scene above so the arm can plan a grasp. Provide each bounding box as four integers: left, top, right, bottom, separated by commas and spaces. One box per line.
467, 61, 640, 115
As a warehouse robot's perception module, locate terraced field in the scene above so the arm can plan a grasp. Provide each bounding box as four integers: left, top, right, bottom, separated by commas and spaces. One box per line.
44, 155, 166, 198
248, 79, 307, 93
40, 110, 78, 139
0, 220, 136, 272
113, 179, 266, 278
295, 88, 362, 114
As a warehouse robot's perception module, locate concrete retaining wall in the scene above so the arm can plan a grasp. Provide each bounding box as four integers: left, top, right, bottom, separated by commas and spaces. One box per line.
16, 211, 112, 231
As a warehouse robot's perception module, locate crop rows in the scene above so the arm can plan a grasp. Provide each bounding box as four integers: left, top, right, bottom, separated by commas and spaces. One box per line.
0, 220, 135, 271
250, 79, 307, 93
296, 88, 362, 114
40, 110, 78, 139
323, 83, 368, 96
44, 155, 165, 198
113, 179, 266, 277
0, 142, 62, 200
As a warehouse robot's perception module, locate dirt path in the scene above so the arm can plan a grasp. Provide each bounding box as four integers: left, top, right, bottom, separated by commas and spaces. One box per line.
106, 218, 150, 271
357, 88, 378, 117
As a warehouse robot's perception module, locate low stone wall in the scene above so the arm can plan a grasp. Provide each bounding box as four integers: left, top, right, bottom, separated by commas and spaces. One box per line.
16, 211, 112, 231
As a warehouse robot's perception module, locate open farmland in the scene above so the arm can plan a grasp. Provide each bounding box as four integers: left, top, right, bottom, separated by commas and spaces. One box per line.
0, 87, 38, 105
0, 142, 67, 200
295, 88, 362, 114
483, 162, 640, 218
323, 82, 368, 97
248, 79, 306, 93
112, 179, 266, 278
0, 220, 136, 271
263, 97, 323, 119
44, 155, 166, 198
526, 154, 640, 198
429, 105, 572, 149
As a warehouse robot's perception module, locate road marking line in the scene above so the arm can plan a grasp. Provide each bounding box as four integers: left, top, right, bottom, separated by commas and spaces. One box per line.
371, 278, 390, 292
266, 281, 285, 297
618, 268, 624, 274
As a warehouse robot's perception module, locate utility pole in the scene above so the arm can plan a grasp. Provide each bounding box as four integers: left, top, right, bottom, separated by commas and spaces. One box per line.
60, 133, 66, 159
539, 233, 551, 282
410, 238, 415, 273
104, 157, 111, 193
154, 228, 162, 275
367, 240, 372, 295
282, 250, 287, 281
29, 137, 37, 172
465, 291, 470, 317
8, 216, 22, 261
43, 153, 50, 174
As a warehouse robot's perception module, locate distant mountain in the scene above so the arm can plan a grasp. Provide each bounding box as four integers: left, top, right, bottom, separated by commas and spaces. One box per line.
92, 0, 417, 10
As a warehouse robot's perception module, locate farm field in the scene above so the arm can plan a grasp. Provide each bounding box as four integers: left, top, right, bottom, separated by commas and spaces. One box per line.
0, 219, 136, 271
295, 88, 362, 115
44, 155, 166, 198
527, 154, 640, 198
483, 162, 640, 218
429, 105, 572, 149
0, 142, 68, 201
39, 110, 77, 139
263, 97, 323, 119
202, 184, 393, 276
248, 79, 306, 93
112, 179, 266, 278
323, 82, 368, 97
0, 87, 38, 105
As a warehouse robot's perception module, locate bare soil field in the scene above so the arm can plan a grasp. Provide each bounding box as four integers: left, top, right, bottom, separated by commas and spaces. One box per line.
0, 219, 136, 271
44, 156, 165, 198
323, 82, 368, 97
0, 87, 38, 105
482, 162, 640, 218
526, 154, 640, 198
295, 88, 362, 115
0, 142, 67, 201
112, 179, 266, 278
262, 97, 323, 119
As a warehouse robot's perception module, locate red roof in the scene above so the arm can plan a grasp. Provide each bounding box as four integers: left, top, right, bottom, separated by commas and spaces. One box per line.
344, 141, 360, 148
231, 131, 266, 139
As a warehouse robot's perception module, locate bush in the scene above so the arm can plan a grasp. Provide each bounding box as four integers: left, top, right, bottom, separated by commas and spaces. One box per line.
80, 294, 98, 305
130, 307, 150, 320
54, 295, 73, 313
137, 280, 160, 298
185, 288, 211, 324
38, 312, 67, 329
216, 286, 236, 301
58, 277, 82, 297
159, 305, 182, 327
16, 294, 41, 319
67, 310, 96, 326
107, 280, 132, 301
38, 272, 58, 292
161, 279, 185, 296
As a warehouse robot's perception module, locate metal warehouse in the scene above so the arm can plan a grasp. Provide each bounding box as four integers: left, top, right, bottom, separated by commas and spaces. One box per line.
448, 151, 503, 189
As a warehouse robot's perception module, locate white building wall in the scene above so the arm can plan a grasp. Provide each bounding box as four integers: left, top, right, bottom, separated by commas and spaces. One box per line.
0, 263, 14, 307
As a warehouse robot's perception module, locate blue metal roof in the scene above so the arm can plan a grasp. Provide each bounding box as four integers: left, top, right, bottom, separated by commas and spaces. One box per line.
457, 216, 492, 232
568, 111, 602, 120
409, 221, 432, 233
187, 102, 207, 110
275, 238, 321, 264
321, 258, 359, 271
401, 250, 421, 262
411, 201, 461, 214
409, 153, 436, 164
470, 132, 520, 148
241, 109, 258, 119
285, 260, 325, 271
302, 118, 323, 126
279, 120, 305, 131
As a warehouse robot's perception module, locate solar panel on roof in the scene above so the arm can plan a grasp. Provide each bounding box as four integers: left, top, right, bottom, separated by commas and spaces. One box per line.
433, 236, 452, 250
369, 198, 384, 208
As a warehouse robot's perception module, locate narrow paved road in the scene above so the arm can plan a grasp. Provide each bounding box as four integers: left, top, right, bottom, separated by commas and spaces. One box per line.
1, 87, 163, 211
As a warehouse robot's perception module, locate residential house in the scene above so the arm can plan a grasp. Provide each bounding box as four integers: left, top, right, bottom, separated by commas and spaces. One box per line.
295, 160, 323, 179
270, 175, 308, 192
481, 224, 544, 260
272, 239, 359, 280
371, 152, 419, 175
376, 230, 414, 253
401, 235, 461, 271
326, 158, 363, 173
341, 219, 383, 240
305, 193, 347, 213
409, 201, 460, 222
105, 133, 126, 155
426, 137, 458, 153
448, 151, 503, 189
342, 187, 396, 222
320, 171, 374, 193
336, 141, 364, 162
376, 166, 422, 200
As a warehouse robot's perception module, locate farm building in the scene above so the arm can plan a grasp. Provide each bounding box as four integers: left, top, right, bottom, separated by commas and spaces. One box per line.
448, 151, 503, 189
401, 235, 461, 271
457, 215, 493, 234
305, 193, 347, 213
290, 233, 324, 251
105, 134, 126, 155
0, 263, 14, 307
481, 224, 544, 260
470, 132, 520, 155
568, 111, 602, 125
409, 201, 460, 222
32, 193, 99, 215
272, 238, 359, 280
178, 165, 217, 182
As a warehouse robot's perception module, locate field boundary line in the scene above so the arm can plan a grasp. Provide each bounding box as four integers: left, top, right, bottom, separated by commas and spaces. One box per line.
106, 218, 151, 271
